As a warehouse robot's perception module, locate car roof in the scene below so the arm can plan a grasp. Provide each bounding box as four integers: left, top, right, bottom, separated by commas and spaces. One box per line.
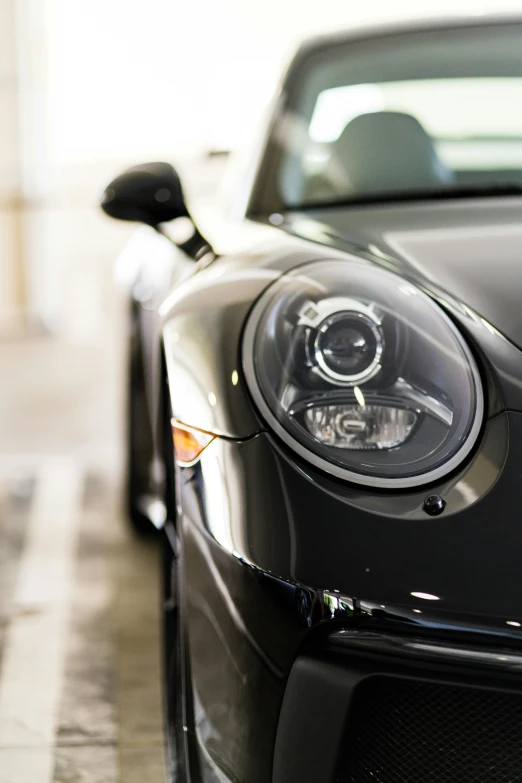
293, 12, 522, 61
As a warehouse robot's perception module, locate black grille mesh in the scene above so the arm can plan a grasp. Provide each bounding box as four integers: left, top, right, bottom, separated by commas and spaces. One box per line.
337, 676, 522, 783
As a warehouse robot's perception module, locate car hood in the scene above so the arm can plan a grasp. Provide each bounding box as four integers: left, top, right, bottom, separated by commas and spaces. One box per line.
284, 197, 522, 352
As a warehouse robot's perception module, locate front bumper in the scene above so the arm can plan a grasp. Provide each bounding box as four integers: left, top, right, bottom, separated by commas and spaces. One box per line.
175, 411, 522, 782
274, 639, 522, 783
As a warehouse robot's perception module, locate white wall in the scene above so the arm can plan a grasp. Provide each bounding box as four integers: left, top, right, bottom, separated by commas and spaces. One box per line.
44, 0, 522, 163
0, 0, 23, 332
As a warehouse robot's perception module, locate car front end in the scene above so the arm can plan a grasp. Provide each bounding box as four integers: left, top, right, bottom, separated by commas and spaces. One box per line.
160, 217, 522, 781
116, 14, 522, 783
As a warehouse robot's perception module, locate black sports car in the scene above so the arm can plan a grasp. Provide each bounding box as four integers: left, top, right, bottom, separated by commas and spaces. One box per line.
102, 15, 522, 783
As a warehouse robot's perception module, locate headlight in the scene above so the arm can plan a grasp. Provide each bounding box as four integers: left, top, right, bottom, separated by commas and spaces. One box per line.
242, 259, 483, 488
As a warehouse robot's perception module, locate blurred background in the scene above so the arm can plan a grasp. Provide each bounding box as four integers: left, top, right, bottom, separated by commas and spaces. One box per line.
0, 2, 521, 781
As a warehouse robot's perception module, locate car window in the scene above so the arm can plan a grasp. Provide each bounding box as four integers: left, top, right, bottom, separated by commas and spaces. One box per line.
277, 23, 522, 208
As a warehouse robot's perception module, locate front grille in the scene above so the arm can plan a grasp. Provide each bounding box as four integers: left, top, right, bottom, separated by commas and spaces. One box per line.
337, 675, 522, 783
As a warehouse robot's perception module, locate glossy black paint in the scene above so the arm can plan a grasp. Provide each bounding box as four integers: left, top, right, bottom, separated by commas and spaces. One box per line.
422, 495, 446, 516
184, 413, 521, 622
174, 411, 522, 779
328, 629, 522, 670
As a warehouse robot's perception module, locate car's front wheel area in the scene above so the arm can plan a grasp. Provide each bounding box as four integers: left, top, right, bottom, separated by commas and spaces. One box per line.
162, 522, 185, 782
126, 302, 157, 535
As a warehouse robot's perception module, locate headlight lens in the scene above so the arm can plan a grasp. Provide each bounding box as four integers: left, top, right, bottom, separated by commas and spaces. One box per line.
310, 302, 384, 383
242, 259, 483, 488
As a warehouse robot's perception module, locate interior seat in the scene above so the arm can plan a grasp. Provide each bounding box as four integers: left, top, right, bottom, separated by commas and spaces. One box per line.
303, 110, 454, 202
331, 110, 454, 195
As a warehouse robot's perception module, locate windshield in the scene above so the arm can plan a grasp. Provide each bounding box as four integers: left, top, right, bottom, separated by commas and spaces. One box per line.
275, 22, 522, 209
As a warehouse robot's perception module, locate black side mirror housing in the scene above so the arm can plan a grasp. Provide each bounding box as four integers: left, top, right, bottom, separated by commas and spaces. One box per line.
100, 161, 214, 260
101, 162, 188, 227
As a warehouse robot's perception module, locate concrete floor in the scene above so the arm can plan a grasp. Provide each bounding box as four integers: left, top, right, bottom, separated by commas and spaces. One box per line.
0, 333, 166, 783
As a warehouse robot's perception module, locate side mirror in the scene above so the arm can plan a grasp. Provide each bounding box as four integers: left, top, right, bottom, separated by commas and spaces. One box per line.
101, 162, 188, 226
100, 161, 213, 260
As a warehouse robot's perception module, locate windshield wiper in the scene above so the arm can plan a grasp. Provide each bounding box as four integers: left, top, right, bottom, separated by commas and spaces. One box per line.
289, 182, 522, 211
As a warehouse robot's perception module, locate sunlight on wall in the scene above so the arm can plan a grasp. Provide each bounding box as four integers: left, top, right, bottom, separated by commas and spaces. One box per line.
44, 0, 522, 166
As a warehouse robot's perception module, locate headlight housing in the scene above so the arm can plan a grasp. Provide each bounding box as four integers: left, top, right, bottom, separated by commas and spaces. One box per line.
242, 259, 483, 488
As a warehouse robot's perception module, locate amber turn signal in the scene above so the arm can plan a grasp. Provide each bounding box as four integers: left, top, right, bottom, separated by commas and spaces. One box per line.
171, 421, 216, 466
